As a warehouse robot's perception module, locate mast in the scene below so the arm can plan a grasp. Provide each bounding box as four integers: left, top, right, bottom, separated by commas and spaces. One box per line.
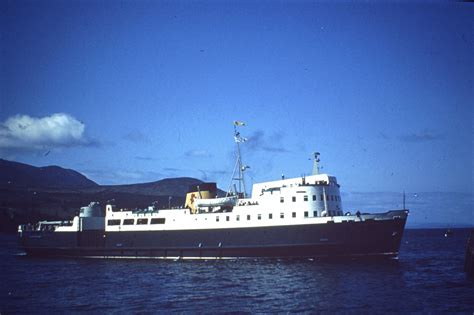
228, 121, 248, 198
312, 152, 321, 175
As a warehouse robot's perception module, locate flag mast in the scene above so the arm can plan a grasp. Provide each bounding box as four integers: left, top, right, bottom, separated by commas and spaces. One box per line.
228, 121, 248, 198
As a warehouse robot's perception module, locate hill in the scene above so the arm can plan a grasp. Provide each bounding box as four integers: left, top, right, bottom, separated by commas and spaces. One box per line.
90, 177, 204, 196
0, 159, 212, 232
0, 159, 98, 189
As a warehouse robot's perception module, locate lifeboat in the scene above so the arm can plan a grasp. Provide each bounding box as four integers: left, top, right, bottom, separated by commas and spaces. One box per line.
195, 196, 238, 208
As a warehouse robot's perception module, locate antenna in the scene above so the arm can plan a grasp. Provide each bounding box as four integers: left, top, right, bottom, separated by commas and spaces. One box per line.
403, 191, 406, 210
312, 152, 321, 175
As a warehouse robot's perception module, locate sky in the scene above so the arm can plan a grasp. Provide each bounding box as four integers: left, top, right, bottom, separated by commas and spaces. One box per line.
1, 0, 472, 226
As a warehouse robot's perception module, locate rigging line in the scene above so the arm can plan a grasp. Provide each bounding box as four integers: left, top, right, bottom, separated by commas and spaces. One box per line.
226, 152, 240, 197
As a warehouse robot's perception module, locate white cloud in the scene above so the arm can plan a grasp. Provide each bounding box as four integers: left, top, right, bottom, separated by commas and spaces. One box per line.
0, 113, 94, 150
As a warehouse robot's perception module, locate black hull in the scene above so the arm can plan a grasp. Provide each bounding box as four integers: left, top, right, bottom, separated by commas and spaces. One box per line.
19, 214, 408, 259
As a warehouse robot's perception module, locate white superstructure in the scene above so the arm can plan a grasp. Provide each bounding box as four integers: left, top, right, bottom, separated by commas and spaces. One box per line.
102, 172, 344, 232
25, 122, 346, 234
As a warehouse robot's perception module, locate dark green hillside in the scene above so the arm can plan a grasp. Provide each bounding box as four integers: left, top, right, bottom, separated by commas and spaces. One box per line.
0, 186, 186, 232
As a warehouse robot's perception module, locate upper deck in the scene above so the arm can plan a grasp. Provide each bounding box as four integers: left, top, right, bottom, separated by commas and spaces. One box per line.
247, 174, 342, 217
251, 174, 338, 196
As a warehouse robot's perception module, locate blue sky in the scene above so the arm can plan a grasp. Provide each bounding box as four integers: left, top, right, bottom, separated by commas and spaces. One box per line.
1, 1, 472, 226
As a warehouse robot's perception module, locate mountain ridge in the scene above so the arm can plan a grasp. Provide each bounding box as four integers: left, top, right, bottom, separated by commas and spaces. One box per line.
0, 159, 209, 232
0, 159, 208, 196
0, 159, 98, 189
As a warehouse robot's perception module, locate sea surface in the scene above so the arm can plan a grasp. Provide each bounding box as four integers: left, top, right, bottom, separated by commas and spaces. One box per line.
1, 229, 473, 313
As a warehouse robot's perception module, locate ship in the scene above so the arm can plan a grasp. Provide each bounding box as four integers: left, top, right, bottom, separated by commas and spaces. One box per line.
18, 122, 409, 259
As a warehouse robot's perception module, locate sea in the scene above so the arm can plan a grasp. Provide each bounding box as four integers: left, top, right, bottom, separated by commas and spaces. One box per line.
1, 229, 473, 313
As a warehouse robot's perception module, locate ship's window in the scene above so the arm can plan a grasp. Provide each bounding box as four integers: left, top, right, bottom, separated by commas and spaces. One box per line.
280, 213, 284, 219
151, 218, 165, 224
312, 195, 316, 201
226, 216, 230, 222
123, 219, 134, 225
292, 212, 296, 218
258, 214, 261, 220
247, 215, 251, 220
269, 213, 273, 219
304, 195, 308, 201
325, 194, 329, 201
304, 211, 308, 218
280, 197, 284, 203
216, 216, 220, 222
236, 215, 240, 221
313, 211, 318, 217
107, 219, 120, 226
137, 218, 148, 225
331, 195, 334, 201
320, 194, 324, 201
292, 196, 296, 202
